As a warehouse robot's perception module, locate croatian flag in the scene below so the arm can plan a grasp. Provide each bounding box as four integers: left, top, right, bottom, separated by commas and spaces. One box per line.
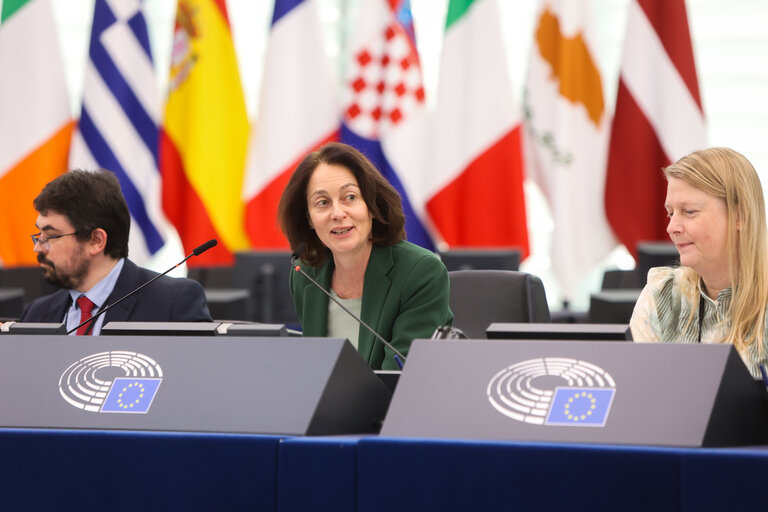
69, 0, 167, 263
340, 0, 434, 250
243, 0, 340, 248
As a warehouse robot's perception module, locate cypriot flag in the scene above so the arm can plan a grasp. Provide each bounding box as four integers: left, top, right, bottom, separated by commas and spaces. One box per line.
523, 0, 616, 300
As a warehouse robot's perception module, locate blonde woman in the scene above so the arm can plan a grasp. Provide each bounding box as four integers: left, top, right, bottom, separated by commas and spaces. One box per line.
630, 147, 768, 378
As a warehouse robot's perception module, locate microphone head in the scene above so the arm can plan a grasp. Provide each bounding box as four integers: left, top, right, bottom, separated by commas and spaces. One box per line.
193, 239, 218, 256
291, 243, 307, 262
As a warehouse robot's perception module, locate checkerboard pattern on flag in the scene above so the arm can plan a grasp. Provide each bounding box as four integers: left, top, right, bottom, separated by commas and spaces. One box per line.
160, 0, 250, 265
426, 0, 528, 254
243, 0, 339, 248
524, 0, 616, 300
69, 0, 167, 264
340, 0, 434, 250
604, 0, 706, 257
0, 0, 74, 266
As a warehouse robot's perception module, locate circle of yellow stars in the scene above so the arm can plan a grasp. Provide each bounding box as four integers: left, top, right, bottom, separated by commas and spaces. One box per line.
116, 381, 146, 410
564, 391, 597, 422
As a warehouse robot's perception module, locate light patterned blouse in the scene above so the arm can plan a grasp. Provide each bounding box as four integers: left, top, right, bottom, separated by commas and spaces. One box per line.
630, 266, 768, 379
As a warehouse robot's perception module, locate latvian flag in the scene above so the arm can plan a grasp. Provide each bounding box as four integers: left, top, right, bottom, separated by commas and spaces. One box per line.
604, 0, 706, 257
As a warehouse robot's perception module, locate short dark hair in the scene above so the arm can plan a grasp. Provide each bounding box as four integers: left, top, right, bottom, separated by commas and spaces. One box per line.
278, 142, 406, 266
34, 169, 130, 259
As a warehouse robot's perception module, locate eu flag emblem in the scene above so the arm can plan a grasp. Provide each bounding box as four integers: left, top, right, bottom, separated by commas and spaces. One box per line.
545, 387, 615, 426
100, 378, 162, 414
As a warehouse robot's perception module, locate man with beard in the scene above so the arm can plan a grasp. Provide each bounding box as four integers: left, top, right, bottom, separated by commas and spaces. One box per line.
19, 170, 212, 334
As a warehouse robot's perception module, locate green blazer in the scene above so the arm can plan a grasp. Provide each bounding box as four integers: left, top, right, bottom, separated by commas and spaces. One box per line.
290, 240, 453, 370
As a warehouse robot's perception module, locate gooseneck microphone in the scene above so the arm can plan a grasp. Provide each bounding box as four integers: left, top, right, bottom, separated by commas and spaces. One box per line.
193, 239, 217, 256
290, 243, 406, 368
67, 239, 218, 335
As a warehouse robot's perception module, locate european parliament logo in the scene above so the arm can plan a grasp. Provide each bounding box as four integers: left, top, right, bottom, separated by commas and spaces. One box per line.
59, 351, 163, 414
487, 358, 616, 427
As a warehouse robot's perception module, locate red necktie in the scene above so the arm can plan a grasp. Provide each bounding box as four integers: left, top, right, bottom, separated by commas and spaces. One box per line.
76, 295, 96, 336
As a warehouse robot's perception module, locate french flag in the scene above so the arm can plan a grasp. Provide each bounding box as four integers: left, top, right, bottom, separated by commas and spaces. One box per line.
243, 0, 340, 248
339, 0, 434, 250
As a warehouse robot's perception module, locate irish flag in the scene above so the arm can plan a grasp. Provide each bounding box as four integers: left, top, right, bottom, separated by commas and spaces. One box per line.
0, 0, 73, 266
427, 0, 529, 255
160, 0, 250, 265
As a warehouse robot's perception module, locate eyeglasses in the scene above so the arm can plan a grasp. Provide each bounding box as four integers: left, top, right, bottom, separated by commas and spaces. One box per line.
31, 232, 78, 250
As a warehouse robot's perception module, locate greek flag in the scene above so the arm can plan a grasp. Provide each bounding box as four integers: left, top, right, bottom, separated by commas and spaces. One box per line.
69, 0, 166, 263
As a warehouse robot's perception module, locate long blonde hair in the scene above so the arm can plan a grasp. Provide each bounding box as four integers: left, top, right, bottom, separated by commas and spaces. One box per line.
665, 147, 768, 354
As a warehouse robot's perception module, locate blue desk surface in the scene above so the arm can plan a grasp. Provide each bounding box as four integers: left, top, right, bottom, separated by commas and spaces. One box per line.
2, 429, 767, 511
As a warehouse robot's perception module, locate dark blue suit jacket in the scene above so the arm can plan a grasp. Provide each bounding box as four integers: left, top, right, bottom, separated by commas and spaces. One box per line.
20, 259, 212, 324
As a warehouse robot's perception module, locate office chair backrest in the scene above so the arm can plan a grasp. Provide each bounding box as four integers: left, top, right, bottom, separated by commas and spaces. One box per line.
0, 266, 57, 307
439, 248, 521, 271
234, 250, 297, 324
448, 270, 550, 339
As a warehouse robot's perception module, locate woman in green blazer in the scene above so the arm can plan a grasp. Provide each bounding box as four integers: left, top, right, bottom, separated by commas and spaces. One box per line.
278, 143, 453, 370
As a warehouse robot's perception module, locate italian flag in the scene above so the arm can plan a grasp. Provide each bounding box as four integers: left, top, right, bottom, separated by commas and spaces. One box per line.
0, 0, 74, 266
160, 0, 250, 265
426, 0, 529, 256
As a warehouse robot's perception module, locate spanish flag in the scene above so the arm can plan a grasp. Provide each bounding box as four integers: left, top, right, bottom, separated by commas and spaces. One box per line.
160, 0, 250, 265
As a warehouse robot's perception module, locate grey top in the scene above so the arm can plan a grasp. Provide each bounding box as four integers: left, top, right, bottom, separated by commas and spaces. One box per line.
327, 289, 363, 351
631, 266, 768, 379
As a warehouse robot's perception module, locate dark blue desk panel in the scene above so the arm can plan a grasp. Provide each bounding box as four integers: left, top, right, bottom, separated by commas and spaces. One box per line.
357, 438, 685, 512
0, 429, 281, 511
278, 436, 361, 512
2, 430, 768, 511
681, 446, 768, 511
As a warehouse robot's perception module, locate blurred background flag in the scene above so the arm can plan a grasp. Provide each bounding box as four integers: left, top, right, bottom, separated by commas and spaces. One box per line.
339, 0, 434, 250
160, 0, 250, 265
523, 0, 616, 301
604, 0, 706, 258
243, 0, 339, 249
69, 0, 167, 265
0, 0, 74, 266
426, 0, 529, 255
